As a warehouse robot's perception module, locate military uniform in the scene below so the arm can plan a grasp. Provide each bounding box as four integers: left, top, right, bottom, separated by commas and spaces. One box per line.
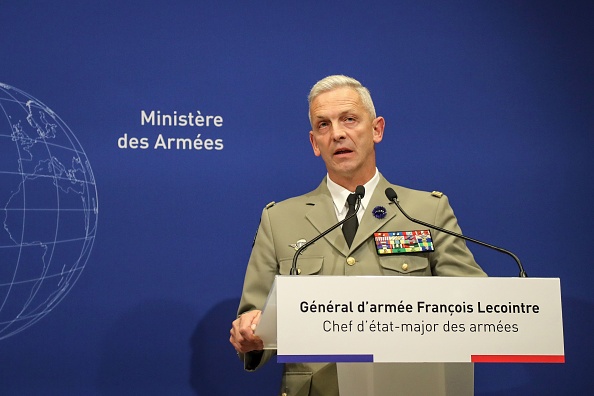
237, 173, 486, 396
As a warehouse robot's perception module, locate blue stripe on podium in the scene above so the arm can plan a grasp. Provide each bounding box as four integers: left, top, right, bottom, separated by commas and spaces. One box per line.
277, 354, 374, 363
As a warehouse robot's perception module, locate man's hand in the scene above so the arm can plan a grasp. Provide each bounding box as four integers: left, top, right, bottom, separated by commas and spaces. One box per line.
230, 310, 264, 354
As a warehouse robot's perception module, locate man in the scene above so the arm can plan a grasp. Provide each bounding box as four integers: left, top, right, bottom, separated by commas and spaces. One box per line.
230, 75, 486, 396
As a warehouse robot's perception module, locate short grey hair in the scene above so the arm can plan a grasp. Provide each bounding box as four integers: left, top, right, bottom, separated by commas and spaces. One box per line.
308, 75, 377, 123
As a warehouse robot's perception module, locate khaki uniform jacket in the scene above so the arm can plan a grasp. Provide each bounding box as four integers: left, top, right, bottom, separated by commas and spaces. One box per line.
237, 174, 486, 396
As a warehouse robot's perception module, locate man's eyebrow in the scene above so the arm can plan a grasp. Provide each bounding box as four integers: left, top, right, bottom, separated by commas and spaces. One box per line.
338, 109, 358, 118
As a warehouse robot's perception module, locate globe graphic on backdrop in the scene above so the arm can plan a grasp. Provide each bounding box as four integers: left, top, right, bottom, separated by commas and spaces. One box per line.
0, 83, 98, 340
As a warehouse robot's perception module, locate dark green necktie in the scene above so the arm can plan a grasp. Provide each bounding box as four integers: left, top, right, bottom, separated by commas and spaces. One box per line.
342, 193, 358, 247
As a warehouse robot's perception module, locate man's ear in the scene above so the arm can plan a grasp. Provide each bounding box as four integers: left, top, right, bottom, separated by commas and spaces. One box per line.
372, 117, 385, 143
309, 131, 321, 157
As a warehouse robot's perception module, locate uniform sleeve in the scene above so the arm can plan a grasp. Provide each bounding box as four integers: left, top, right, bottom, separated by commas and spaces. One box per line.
237, 207, 280, 370
429, 194, 487, 277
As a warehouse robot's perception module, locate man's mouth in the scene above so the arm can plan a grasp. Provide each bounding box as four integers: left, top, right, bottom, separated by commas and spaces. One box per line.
334, 148, 353, 156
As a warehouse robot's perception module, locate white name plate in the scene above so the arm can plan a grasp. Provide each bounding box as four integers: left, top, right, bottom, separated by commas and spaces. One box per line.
273, 276, 564, 364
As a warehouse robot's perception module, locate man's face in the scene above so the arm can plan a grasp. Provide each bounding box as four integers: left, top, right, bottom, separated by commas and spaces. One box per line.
309, 87, 384, 187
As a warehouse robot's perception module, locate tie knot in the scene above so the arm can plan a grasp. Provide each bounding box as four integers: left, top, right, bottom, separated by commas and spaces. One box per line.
346, 193, 357, 209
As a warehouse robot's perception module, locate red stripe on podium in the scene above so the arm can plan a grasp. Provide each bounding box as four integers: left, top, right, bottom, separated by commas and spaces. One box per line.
471, 355, 565, 363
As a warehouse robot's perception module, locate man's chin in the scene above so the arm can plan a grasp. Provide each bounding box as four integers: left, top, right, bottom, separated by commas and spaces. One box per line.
328, 165, 358, 180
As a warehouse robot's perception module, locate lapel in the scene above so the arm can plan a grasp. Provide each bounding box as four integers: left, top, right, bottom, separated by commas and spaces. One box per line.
304, 179, 350, 256
304, 175, 400, 255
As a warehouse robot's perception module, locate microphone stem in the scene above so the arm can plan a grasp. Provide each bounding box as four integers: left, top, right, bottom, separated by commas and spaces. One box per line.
393, 200, 528, 278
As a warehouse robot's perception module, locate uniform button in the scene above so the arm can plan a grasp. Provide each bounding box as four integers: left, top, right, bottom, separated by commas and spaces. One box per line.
346, 256, 356, 266
402, 263, 409, 271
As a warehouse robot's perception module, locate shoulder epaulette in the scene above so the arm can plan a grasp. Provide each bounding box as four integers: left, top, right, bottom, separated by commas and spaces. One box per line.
265, 201, 276, 209
431, 191, 443, 198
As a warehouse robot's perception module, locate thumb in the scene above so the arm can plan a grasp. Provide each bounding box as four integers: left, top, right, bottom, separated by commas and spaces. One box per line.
250, 311, 262, 331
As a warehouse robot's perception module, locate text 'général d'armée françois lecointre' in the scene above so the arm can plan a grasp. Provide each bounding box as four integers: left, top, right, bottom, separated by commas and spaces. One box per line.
299, 300, 541, 316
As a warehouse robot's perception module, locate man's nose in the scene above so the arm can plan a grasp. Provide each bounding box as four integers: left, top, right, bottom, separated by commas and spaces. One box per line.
330, 124, 346, 140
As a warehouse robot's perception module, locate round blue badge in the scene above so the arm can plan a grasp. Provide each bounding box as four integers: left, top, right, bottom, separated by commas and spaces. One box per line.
372, 206, 387, 219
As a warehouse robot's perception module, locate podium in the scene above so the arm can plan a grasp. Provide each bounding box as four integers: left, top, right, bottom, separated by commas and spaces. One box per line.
256, 276, 564, 396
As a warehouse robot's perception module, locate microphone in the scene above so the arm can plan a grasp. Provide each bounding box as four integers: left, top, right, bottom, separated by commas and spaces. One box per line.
385, 187, 528, 278
290, 185, 365, 275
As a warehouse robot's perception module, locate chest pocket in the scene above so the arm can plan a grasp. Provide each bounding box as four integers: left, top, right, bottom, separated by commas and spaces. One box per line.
279, 257, 323, 275
378, 255, 430, 275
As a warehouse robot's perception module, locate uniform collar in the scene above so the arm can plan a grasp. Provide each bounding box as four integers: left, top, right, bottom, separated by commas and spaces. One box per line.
326, 168, 380, 216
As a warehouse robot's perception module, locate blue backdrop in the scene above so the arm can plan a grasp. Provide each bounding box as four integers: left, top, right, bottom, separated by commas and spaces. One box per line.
1, 1, 592, 395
